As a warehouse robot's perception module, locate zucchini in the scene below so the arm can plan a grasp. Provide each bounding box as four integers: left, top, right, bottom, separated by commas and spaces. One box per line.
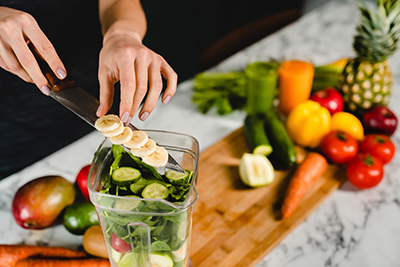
264, 111, 297, 169
243, 115, 273, 156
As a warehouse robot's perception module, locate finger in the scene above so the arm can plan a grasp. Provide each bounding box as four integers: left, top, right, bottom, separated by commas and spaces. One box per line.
0, 46, 32, 83
119, 59, 136, 124
130, 59, 149, 120
8, 33, 50, 93
160, 60, 178, 104
98, 67, 115, 117
138, 63, 163, 121
25, 22, 66, 79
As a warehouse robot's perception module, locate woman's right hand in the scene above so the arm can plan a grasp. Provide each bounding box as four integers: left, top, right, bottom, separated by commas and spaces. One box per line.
0, 6, 66, 95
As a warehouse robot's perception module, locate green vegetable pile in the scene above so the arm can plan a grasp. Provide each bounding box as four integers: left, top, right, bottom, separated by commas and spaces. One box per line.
100, 145, 192, 202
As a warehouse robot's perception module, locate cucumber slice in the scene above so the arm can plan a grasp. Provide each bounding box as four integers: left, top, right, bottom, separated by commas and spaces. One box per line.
112, 167, 141, 186
165, 170, 190, 185
239, 153, 275, 187
253, 145, 273, 156
151, 253, 174, 267
142, 183, 169, 199
113, 195, 142, 211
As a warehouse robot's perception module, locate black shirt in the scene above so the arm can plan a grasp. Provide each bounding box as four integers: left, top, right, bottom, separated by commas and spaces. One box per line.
0, 0, 103, 179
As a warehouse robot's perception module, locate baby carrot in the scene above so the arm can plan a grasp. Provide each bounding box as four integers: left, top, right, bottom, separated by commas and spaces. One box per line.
281, 152, 328, 219
15, 258, 111, 267
0, 245, 87, 267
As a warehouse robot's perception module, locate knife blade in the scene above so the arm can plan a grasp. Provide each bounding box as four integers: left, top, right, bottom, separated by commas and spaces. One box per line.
30, 44, 184, 173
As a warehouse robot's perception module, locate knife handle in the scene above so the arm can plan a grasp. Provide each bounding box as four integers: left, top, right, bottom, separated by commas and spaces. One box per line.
28, 43, 76, 91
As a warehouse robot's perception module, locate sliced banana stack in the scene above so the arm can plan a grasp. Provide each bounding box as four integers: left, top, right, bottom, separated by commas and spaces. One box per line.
95, 114, 168, 168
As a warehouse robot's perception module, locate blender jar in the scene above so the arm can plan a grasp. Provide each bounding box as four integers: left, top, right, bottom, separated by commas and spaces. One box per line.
88, 130, 199, 267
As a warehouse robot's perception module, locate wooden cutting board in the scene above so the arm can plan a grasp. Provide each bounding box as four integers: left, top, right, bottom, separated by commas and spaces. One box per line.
189, 127, 346, 267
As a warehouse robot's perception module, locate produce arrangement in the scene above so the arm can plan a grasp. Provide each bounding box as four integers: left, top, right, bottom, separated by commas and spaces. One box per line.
192, 0, 399, 218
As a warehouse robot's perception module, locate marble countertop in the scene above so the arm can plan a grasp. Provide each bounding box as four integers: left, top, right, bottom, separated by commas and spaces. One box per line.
1, 0, 400, 266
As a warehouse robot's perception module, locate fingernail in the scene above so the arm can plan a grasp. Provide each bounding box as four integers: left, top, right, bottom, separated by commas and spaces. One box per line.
56, 69, 67, 79
140, 112, 149, 121
41, 85, 51, 96
121, 112, 131, 124
96, 104, 103, 117
163, 95, 171, 105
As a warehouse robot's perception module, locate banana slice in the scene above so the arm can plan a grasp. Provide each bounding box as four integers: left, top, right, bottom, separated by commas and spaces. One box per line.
95, 114, 121, 132
130, 139, 156, 157
124, 131, 149, 149
110, 126, 133, 144
102, 121, 124, 137
142, 146, 168, 167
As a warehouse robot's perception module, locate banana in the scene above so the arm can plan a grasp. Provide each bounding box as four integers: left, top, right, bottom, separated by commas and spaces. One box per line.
95, 114, 121, 132
142, 145, 168, 167
130, 139, 156, 157
110, 126, 133, 144
124, 131, 149, 149
102, 121, 124, 137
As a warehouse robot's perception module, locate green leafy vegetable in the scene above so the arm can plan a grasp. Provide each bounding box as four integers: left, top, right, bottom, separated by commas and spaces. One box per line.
192, 71, 247, 115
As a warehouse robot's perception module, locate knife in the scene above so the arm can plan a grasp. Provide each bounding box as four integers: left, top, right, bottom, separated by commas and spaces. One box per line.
29, 44, 184, 174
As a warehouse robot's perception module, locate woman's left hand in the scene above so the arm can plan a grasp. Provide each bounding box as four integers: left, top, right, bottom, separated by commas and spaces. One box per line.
96, 28, 177, 123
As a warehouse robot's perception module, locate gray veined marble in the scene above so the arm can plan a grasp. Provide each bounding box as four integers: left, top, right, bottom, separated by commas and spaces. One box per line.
1, 0, 400, 266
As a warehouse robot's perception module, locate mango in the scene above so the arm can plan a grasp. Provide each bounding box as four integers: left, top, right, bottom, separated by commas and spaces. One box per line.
12, 175, 75, 229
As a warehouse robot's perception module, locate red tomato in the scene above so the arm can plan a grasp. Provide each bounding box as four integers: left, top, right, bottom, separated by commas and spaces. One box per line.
75, 164, 91, 200
111, 232, 132, 253
319, 131, 358, 164
359, 134, 395, 164
346, 153, 384, 189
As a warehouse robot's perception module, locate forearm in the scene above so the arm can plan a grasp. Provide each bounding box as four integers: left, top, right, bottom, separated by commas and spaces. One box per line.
98, 0, 147, 41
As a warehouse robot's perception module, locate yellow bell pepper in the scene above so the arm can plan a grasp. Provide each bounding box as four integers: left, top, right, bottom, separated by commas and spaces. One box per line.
286, 100, 331, 148
331, 112, 364, 140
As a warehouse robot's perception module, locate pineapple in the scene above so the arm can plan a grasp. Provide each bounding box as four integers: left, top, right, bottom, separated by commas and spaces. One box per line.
340, 0, 400, 113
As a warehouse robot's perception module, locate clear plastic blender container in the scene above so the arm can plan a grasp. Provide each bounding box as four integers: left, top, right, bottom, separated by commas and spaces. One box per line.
88, 130, 199, 267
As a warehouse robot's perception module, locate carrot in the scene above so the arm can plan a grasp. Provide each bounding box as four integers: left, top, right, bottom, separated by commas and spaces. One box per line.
15, 258, 111, 267
281, 152, 328, 219
0, 245, 87, 267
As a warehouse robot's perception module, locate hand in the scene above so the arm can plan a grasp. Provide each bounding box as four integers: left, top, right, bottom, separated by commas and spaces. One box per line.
0, 7, 66, 95
96, 29, 177, 123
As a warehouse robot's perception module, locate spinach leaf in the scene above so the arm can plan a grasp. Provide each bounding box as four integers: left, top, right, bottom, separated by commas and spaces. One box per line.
151, 241, 171, 252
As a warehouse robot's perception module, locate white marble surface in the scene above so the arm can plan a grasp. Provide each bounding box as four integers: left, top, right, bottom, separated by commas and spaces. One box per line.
1, 0, 400, 266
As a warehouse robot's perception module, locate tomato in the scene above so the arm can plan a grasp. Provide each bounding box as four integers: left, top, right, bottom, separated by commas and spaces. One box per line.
346, 153, 384, 189
111, 232, 132, 253
319, 131, 358, 164
359, 134, 395, 164
75, 164, 91, 200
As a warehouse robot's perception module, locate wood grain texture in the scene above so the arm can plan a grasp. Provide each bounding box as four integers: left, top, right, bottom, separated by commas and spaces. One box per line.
189, 127, 346, 267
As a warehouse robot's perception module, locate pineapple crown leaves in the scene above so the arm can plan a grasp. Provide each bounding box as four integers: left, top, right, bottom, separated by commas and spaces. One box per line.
353, 0, 400, 62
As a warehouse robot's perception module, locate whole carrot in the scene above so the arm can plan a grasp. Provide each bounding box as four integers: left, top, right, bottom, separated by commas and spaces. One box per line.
0, 245, 87, 267
15, 258, 111, 267
281, 152, 328, 219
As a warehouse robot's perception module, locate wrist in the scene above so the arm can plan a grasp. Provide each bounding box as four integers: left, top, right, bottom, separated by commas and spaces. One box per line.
103, 20, 142, 45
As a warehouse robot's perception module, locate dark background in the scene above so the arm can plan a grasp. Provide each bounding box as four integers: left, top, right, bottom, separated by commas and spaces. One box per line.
141, 0, 305, 81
